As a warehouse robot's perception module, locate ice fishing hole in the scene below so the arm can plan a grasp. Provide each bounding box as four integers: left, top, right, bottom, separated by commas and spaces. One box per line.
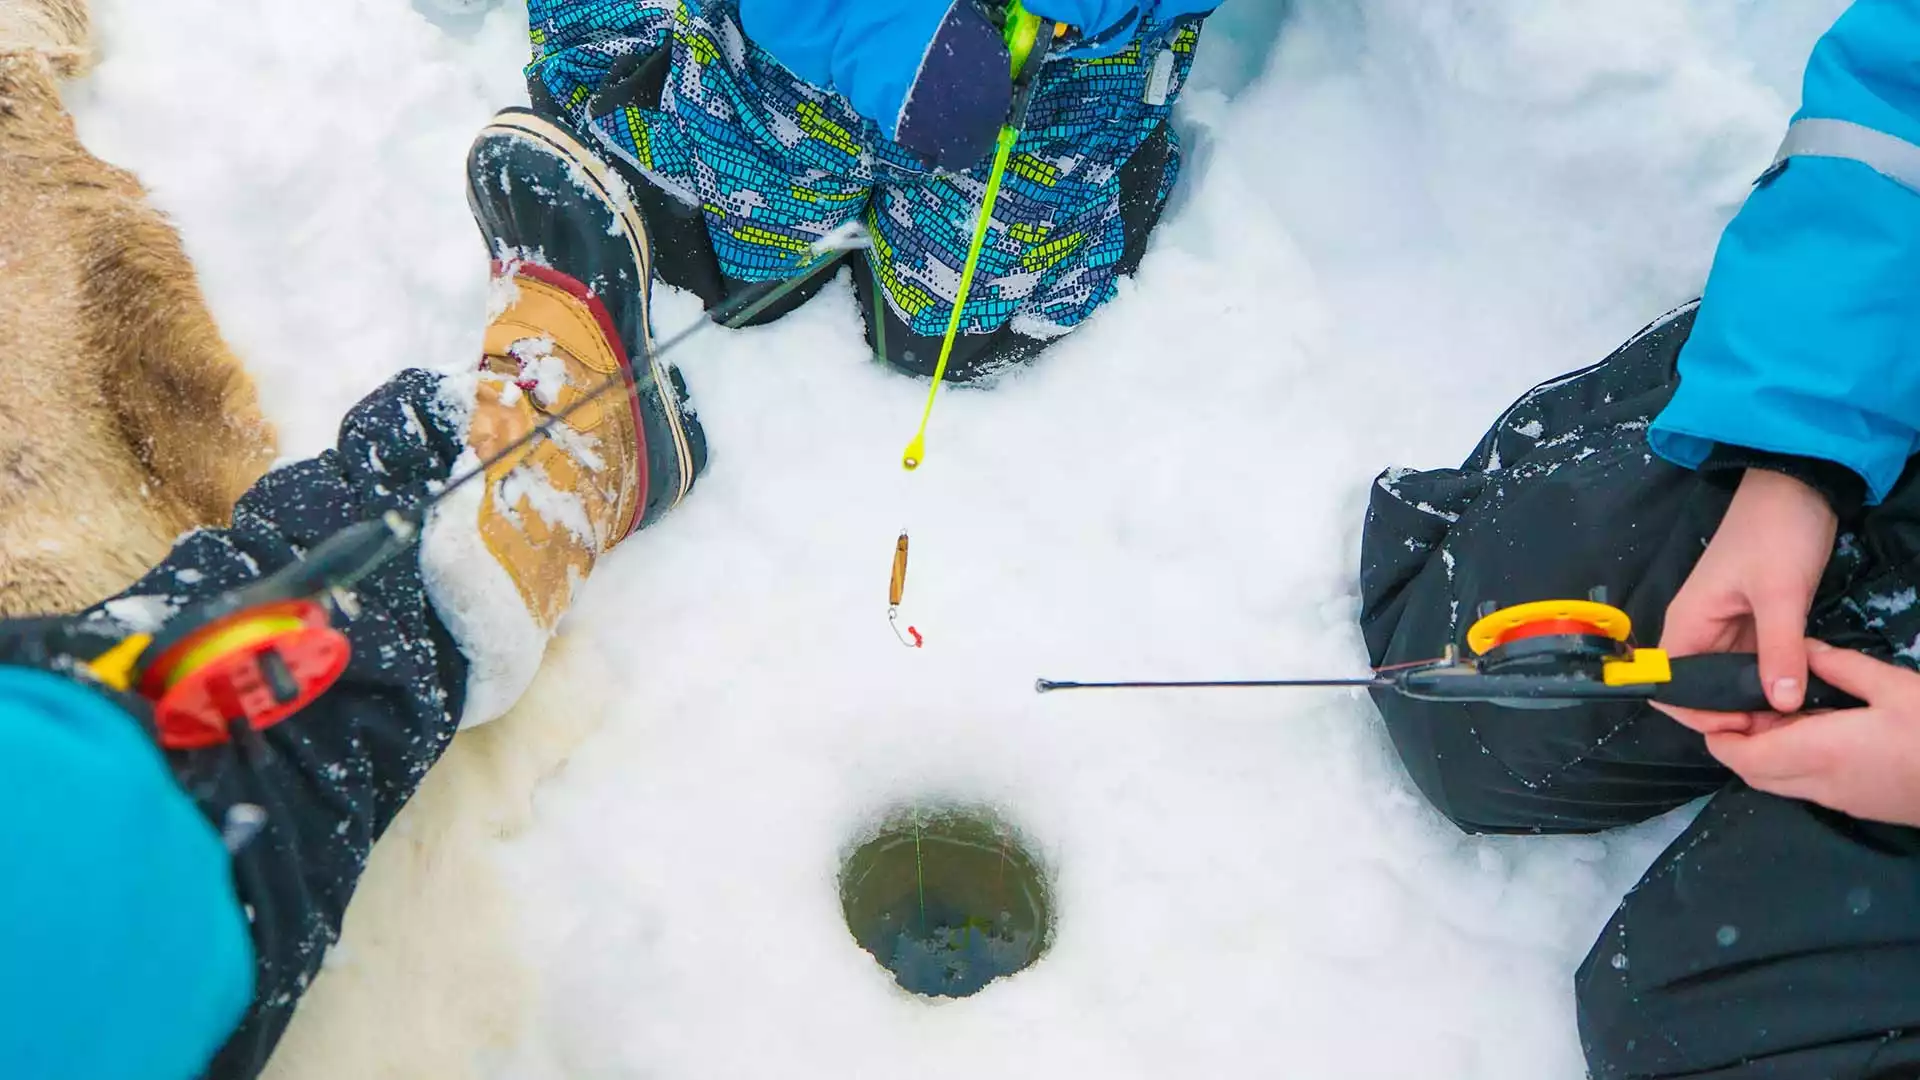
839, 806, 1052, 999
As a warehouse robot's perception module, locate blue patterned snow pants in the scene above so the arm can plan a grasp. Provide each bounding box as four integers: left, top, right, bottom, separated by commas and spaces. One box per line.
526, 0, 1206, 379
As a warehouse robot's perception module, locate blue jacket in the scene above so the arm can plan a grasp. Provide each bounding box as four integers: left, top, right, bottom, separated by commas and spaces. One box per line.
0, 666, 252, 1079
737, 0, 1221, 166
1650, 0, 1920, 504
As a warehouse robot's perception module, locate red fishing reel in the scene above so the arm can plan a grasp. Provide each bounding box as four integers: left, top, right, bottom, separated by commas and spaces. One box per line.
135, 599, 352, 750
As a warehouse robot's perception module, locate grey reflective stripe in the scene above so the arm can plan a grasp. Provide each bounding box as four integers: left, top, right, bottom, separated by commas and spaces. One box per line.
1765, 117, 1920, 194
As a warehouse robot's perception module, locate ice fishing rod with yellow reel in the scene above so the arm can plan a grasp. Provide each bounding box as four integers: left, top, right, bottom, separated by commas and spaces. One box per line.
1037, 590, 1865, 713
76, 229, 868, 753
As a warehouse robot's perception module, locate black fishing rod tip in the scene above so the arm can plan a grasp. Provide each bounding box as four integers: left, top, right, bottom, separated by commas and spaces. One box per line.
1035, 678, 1061, 694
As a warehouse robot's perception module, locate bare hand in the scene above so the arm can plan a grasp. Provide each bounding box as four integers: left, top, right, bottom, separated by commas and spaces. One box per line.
1707, 642, 1920, 827
1658, 469, 1837, 733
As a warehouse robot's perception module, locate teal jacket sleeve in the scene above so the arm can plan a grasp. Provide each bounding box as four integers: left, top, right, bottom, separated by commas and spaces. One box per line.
737, 0, 1224, 161
1649, 0, 1920, 505
0, 667, 253, 1079
527, 1, 1225, 166
739, 0, 954, 132
524, 1, 1005, 162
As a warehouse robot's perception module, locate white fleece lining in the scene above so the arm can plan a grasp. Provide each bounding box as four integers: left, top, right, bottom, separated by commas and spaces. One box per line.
420, 371, 552, 729
421, 444, 552, 729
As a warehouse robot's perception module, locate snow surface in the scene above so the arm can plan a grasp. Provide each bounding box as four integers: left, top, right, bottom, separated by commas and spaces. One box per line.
69, 0, 1849, 1076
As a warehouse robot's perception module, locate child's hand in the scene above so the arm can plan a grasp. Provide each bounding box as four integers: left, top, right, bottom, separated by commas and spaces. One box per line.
1658, 468, 1837, 731
1705, 642, 1920, 828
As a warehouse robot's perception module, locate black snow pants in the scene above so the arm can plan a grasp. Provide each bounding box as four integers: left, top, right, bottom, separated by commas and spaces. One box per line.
38, 371, 471, 1080
1361, 304, 1920, 1078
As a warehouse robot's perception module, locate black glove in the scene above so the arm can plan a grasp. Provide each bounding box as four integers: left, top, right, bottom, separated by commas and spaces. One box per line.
0, 614, 162, 739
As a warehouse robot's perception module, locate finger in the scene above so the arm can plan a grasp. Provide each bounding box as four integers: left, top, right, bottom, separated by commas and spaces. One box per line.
1658, 589, 1738, 657
1659, 582, 1752, 657
1804, 640, 1917, 705
1706, 732, 1821, 804
1706, 709, 1859, 796
1652, 701, 1756, 735
1705, 727, 1822, 791
1741, 709, 1801, 736
1751, 588, 1811, 713
1729, 622, 1759, 654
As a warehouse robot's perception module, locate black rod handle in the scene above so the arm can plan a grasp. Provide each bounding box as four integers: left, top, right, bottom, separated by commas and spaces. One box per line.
1655, 653, 1864, 713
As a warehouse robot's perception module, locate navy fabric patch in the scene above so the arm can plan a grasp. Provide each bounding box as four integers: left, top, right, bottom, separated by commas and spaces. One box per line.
894, 1, 1011, 170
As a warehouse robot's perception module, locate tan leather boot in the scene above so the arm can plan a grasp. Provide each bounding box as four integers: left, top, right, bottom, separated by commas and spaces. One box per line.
427, 108, 707, 724
467, 261, 645, 630
458, 107, 709, 630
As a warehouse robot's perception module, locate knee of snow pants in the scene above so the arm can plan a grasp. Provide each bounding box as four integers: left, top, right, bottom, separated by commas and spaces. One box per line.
1576, 782, 1920, 1079
1360, 299, 1920, 836
853, 118, 1180, 382
1359, 300, 1920, 1072
75, 369, 471, 1079
1358, 305, 1735, 834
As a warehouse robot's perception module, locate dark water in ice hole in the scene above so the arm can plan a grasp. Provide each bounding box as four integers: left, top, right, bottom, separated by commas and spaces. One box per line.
839, 810, 1052, 999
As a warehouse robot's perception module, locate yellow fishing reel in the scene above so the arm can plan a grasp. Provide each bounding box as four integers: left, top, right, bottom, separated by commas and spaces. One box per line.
1400, 594, 1857, 712
1463, 598, 1672, 688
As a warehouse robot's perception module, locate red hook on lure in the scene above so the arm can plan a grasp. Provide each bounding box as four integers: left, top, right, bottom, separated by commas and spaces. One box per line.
889, 531, 923, 649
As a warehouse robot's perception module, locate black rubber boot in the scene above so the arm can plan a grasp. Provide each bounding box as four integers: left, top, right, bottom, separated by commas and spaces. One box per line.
465, 107, 708, 530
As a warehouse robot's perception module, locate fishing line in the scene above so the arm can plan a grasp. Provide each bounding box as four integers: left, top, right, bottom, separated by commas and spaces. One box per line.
433, 224, 871, 516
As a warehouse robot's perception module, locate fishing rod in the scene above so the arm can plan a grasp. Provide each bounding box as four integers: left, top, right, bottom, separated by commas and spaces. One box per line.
900, 1, 1062, 472
82, 226, 870, 751
1037, 593, 1865, 714
883, 5, 1065, 650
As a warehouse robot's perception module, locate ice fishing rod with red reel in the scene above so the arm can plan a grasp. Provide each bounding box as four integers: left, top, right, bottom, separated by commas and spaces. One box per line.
82, 230, 869, 751
1036, 590, 1864, 713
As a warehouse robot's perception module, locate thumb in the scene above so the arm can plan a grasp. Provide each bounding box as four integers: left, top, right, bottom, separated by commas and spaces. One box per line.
1805, 640, 1911, 706
1752, 588, 1810, 713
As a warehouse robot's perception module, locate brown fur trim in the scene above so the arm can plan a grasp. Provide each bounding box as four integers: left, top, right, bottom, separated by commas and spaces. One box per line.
0, 16, 277, 616
0, 0, 91, 78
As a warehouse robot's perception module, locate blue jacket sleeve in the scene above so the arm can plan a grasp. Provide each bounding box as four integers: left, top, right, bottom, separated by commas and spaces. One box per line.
1026, 0, 1222, 57
739, 0, 1012, 168
0, 667, 253, 1079
1649, 0, 1920, 505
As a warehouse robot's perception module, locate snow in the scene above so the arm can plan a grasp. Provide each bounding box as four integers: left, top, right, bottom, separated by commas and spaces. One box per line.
66, 0, 1848, 1077
506, 339, 568, 407
1867, 587, 1918, 617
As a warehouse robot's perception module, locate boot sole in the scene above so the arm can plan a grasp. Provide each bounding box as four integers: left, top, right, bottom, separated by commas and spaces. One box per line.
474, 108, 697, 514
